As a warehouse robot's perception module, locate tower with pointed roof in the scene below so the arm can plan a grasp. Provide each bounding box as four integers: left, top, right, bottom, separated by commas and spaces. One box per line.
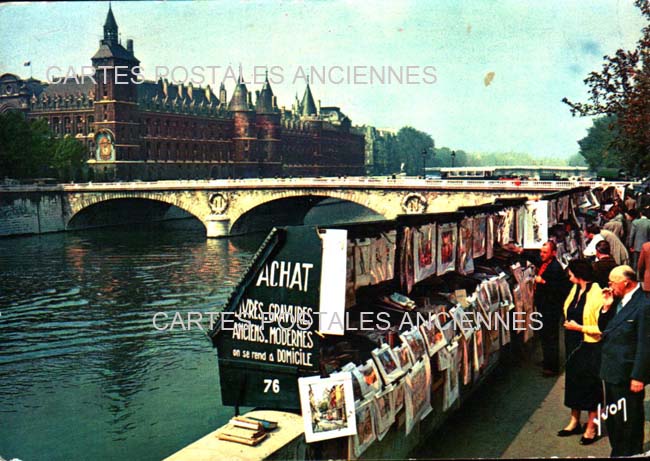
90, 4, 142, 177
228, 75, 256, 165
255, 73, 281, 163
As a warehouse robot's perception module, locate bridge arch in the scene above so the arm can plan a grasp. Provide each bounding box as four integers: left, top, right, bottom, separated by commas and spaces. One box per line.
228, 192, 388, 236
66, 195, 207, 232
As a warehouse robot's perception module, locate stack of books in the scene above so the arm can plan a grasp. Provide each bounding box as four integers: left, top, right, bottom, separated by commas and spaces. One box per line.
216, 416, 278, 446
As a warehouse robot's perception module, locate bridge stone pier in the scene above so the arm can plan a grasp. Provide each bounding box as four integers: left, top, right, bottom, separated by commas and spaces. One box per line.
0, 177, 611, 238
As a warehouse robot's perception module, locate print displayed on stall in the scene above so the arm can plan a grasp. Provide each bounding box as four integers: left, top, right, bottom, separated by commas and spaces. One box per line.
404, 359, 432, 436
393, 343, 413, 372
349, 399, 376, 459
420, 318, 448, 356
414, 224, 437, 283
436, 222, 457, 275
298, 373, 356, 443
371, 343, 405, 385
457, 217, 474, 275
472, 215, 487, 258
486, 214, 495, 259
400, 327, 427, 363
523, 200, 548, 249
373, 384, 395, 441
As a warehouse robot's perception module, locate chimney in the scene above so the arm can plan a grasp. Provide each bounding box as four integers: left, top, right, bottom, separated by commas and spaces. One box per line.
318, 99, 321, 115
272, 95, 277, 109
127, 39, 134, 54
246, 92, 252, 108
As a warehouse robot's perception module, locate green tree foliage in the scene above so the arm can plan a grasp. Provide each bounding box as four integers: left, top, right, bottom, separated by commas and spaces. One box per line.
53, 135, 86, 182
395, 126, 435, 175
563, 0, 650, 176
0, 111, 52, 179
0, 112, 87, 181
576, 115, 622, 170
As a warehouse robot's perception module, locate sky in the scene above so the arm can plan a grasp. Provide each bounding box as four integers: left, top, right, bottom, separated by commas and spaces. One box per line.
0, 0, 646, 159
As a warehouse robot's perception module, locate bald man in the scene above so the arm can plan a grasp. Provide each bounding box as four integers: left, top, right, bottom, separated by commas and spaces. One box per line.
599, 265, 650, 457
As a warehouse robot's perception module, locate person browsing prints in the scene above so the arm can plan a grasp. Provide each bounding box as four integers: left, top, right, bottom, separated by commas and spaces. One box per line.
558, 260, 605, 445
599, 265, 650, 457
534, 241, 571, 376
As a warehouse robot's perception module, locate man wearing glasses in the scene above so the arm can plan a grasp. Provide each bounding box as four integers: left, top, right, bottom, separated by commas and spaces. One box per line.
599, 265, 650, 456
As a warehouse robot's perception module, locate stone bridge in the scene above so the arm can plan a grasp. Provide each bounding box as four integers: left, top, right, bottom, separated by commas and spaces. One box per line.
0, 177, 622, 238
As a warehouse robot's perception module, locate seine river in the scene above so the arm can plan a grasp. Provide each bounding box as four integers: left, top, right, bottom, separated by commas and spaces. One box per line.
0, 222, 265, 461
0, 200, 379, 460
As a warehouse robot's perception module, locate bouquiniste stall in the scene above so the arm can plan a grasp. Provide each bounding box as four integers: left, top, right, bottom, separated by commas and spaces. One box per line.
208, 185, 619, 458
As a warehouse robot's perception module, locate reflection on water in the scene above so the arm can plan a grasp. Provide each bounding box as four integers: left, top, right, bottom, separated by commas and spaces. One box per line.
0, 226, 263, 461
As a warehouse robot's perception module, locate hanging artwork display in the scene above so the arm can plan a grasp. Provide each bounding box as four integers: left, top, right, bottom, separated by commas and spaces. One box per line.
420, 318, 448, 356
298, 373, 357, 443
354, 238, 372, 288
486, 214, 495, 260
516, 206, 526, 245
437, 343, 452, 371
350, 399, 376, 459
370, 231, 397, 285
436, 222, 457, 275
457, 217, 474, 275
474, 328, 484, 372
393, 379, 405, 413
461, 336, 471, 386
355, 359, 382, 398
373, 385, 395, 441
443, 342, 460, 411
413, 224, 437, 283
403, 359, 433, 436
393, 343, 413, 372
523, 200, 549, 249
346, 243, 356, 307
548, 199, 557, 227
371, 344, 404, 385
400, 227, 415, 293
472, 214, 487, 258
400, 327, 427, 363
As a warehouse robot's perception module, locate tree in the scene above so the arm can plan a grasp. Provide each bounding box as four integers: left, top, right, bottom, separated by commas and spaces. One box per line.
0, 111, 53, 179
394, 126, 434, 175
575, 115, 623, 170
563, 0, 650, 176
53, 135, 86, 181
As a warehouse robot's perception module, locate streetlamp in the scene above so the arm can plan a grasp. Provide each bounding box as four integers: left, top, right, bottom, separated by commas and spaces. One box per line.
421, 149, 427, 178
451, 150, 456, 168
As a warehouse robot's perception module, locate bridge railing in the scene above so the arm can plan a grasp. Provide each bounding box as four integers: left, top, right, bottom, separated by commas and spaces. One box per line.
0, 177, 637, 192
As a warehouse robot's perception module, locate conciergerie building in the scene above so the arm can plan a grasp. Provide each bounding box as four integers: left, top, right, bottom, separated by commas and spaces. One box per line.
0, 5, 365, 180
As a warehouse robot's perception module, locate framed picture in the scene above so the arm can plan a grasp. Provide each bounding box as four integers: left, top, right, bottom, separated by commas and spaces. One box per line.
472, 215, 487, 258
457, 217, 474, 275
350, 398, 376, 459
393, 343, 413, 372
400, 327, 427, 363
414, 224, 437, 283
497, 276, 514, 309
420, 318, 448, 356
393, 379, 405, 413
336, 362, 364, 402
354, 238, 372, 288
450, 306, 474, 340
371, 344, 404, 385
523, 200, 549, 249
373, 384, 395, 441
443, 341, 460, 410
404, 359, 432, 435
486, 214, 495, 259
437, 343, 452, 371
436, 222, 457, 275
356, 359, 382, 397
298, 373, 357, 443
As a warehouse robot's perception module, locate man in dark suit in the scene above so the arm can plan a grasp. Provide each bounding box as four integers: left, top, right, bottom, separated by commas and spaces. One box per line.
534, 241, 570, 376
599, 265, 650, 457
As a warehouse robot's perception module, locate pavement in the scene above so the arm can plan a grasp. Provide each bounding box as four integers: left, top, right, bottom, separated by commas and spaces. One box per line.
413, 341, 650, 459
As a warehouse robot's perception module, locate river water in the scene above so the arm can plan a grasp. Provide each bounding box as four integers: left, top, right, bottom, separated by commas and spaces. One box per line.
0, 223, 265, 461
